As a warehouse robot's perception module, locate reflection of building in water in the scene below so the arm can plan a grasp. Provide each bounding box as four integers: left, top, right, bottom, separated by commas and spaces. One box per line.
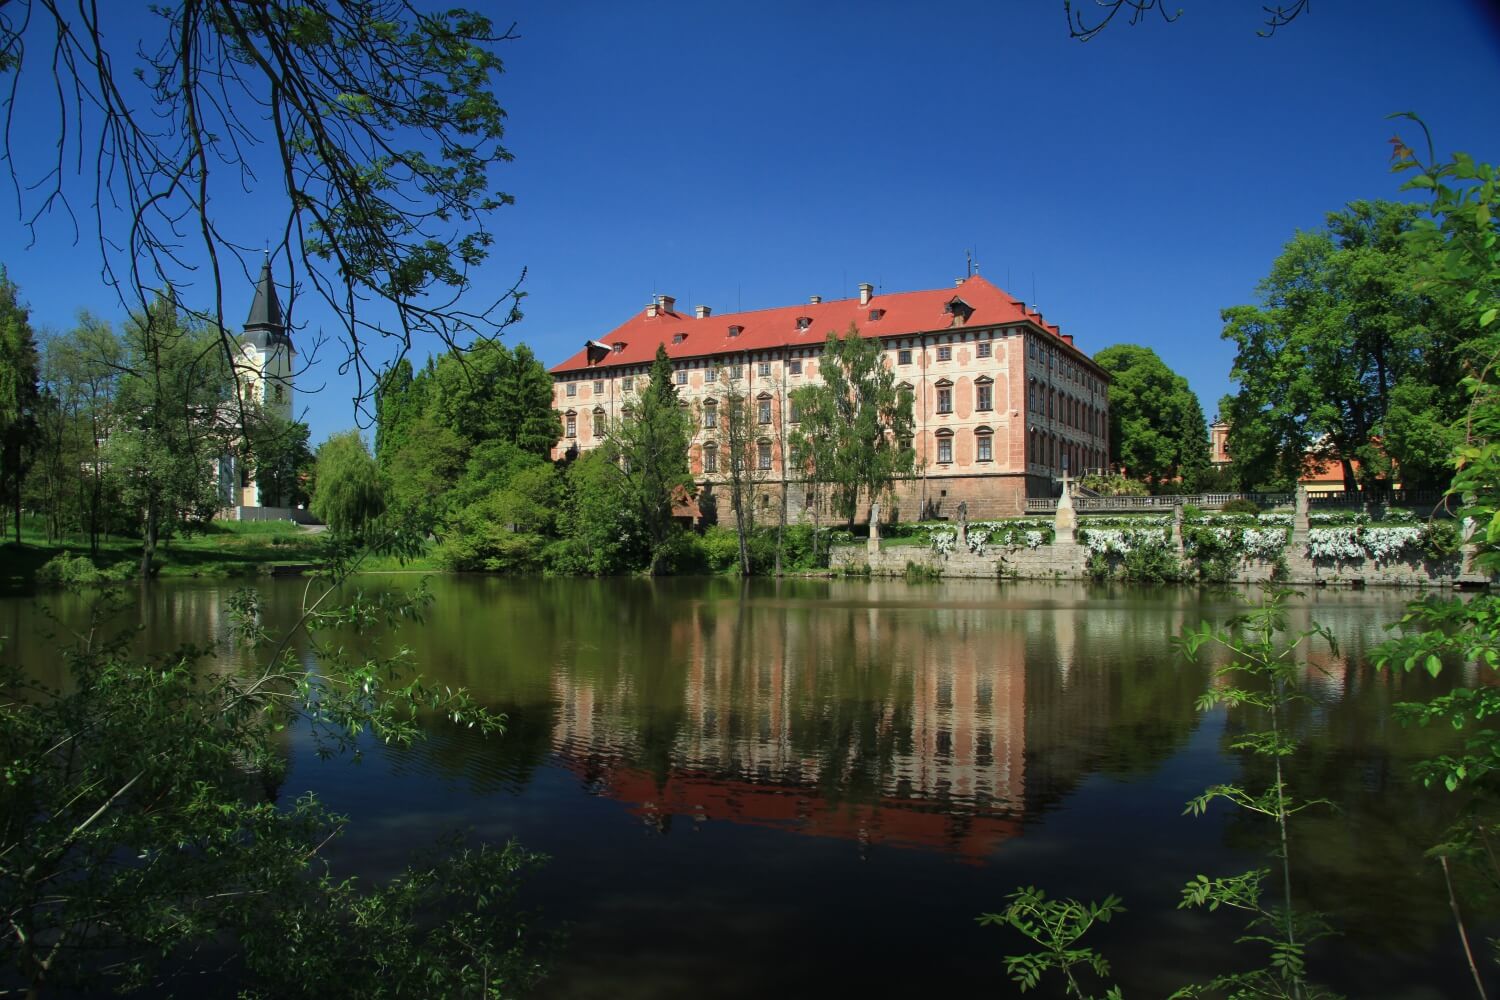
550, 599, 1027, 862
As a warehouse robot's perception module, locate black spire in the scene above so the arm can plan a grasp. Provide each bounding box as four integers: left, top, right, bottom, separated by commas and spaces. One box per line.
241, 257, 293, 353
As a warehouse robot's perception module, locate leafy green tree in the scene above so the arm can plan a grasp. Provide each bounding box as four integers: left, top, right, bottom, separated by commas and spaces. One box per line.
247, 412, 313, 509
38, 316, 125, 552
109, 296, 237, 577
0, 267, 41, 542
1094, 344, 1210, 492
311, 431, 385, 537
1221, 200, 1470, 492
601, 345, 694, 573
704, 363, 774, 575
429, 341, 560, 458
789, 324, 915, 530
551, 448, 648, 575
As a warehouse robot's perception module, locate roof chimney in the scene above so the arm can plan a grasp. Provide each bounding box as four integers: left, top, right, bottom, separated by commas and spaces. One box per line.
954, 277, 966, 287
646, 301, 659, 318
695, 305, 712, 319
658, 294, 676, 314
809, 295, 822, 305
858, 282, 873, 307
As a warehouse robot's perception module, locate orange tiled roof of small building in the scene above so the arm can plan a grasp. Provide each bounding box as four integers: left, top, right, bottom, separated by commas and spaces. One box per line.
550, 274, 1080, 374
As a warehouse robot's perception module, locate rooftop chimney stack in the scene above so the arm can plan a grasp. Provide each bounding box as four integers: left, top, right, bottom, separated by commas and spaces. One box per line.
809, 295, 822, 305
659, 294, 676, 314
695, 305, 712, 319
858, 282, 873, 307
646, 301, 659, 318
955, 277, 966, 287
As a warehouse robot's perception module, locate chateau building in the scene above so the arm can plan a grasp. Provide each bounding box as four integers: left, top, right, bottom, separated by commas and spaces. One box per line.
550, 274, 1110, 520
216, 259, 296, 510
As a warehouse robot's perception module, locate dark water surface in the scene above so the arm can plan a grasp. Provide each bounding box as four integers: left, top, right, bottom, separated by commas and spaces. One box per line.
1, 577, 1486, 998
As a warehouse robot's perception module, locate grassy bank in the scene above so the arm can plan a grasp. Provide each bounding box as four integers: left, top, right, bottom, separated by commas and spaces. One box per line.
0, 518, 441, 594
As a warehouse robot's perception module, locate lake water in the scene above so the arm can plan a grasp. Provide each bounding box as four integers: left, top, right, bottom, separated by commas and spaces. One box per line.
1, 577, 1485, 997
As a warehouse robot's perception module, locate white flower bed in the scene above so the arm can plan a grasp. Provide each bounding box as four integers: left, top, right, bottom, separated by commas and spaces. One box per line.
1306, 526, 1422, 563
1242, 528, 1289, 560
919, 519, 1053, 555
1079, 527, 1168, 555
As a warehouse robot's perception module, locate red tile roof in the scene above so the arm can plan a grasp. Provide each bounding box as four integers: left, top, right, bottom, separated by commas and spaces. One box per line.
550, 274, 1088, 375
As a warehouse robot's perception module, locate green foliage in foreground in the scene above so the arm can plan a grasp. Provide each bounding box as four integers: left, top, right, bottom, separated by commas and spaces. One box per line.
0, 535, 551, 995
979, 887, 1123, 999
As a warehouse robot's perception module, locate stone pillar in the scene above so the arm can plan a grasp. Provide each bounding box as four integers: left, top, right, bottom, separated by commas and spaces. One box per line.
1173, 504, 1185, 563
957, 500, 968, 551
868, 501, 881, 554
1054, 476, 1076, 545
1291, 486, 1310, 548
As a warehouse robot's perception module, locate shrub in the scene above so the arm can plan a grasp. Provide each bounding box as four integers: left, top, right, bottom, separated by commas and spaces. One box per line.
1220, 498, 1262, 516
1122, 543, 1182, 583
700, 526, 742, 574
904, 561, 941, 582
1420, 518, 1462, 561
35, 553, 103, 588
437, 531, 547, 574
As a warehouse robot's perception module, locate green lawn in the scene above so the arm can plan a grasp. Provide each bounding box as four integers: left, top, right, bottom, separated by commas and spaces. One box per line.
3, 518, 445, 593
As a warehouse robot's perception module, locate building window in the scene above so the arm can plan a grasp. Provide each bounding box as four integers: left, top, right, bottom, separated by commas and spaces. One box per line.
706, 368, 718, 383
675, 369, 687, 385
592, 411, 605, 437
977, 433, 993, 462
623, 406, 634, 422
937, 345, 952, 362
757, 398, 772, 424
790, 359, 802, 375
731, 365, 743, 380
937, 386, 952, 414
898, 348, 912, 365
593, 380, 604, 395
703, 401, 717, 429
976, 341, 991, 359
789, 399, 801, 423
937, 435, 953, 464
565, 414, 576, 437
566, 382, 577, 397
704, 445, 718, 473
758, 440, 772, 470
623, 376, 634, 391
758, 361, 771, 378
976, 384, 992, 411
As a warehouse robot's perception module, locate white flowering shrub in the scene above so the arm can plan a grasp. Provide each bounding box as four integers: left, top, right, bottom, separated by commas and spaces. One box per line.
1242, 528, 1290, 560
1306, 526, 1423, 563
1079, 527, 1169, 555
915, 519, 1054, 554
930, 530, 957, 555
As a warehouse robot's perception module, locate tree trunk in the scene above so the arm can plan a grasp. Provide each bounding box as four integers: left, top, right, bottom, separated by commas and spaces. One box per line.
140, 500, 159, 578
1341, 457, 1357, 494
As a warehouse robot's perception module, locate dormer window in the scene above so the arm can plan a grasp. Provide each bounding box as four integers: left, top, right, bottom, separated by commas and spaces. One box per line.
672, 332, 687, 345
869, 309, 885, 321
796, 316, 812, 331
613, 342, 625, 353
728, 325, 744, 338
945, 297, 975, 326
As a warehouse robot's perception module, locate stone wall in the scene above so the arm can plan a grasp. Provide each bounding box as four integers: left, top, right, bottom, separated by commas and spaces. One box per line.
830, 536, 1489, 589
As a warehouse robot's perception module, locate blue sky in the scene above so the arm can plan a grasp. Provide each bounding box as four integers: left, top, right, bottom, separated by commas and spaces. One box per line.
3, 1, 1499, 445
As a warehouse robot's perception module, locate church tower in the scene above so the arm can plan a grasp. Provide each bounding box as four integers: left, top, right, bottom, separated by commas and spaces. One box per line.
220, 258, 297, 509
238, 257, 295, 422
